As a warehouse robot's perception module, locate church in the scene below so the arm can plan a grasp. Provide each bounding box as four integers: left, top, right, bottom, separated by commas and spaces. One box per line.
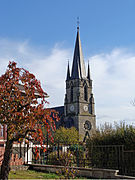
53, 26, 96, 141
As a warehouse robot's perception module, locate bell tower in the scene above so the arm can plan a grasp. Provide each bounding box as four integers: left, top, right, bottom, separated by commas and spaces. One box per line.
64, 26, 96, 141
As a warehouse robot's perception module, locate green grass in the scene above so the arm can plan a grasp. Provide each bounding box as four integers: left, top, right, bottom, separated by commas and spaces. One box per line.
9, 170, 61, 179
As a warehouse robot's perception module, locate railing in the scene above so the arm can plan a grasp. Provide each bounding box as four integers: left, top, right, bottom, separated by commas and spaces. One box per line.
124, 150, 135, 176
30, 143, 91, 168
24, 143, 135, 176
90, 145, 135, 176
90, 145, 124, 173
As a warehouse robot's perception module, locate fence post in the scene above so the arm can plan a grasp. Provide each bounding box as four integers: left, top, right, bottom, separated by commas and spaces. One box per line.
46, 131, 48, 164
122, 145, 125, 175
27, 143, 29, 164
24, 141, 26, 164
20, 142, 22, 158
58, 142, 60, 160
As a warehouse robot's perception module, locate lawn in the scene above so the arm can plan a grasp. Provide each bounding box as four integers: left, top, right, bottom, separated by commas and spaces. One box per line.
9, 170, 61, 179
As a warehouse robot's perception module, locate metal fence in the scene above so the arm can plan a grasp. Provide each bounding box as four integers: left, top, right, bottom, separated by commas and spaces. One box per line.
28, 143, 91, 168
90, 145, 135, 176
24, 143, 135, 176
90, 145, 124, 174
123, 150, 135, 176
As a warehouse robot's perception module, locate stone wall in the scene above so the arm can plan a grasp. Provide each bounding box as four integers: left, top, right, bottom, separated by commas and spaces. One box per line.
26, 164, 135, 179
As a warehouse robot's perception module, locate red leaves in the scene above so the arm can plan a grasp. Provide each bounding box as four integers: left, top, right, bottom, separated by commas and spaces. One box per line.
0, 61, 59, 158
43, 148, 47, 152
35, 146, 39, 160
8, 61, 17, 69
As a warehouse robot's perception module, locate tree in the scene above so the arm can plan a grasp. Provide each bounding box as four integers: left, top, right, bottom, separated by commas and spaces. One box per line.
54, 127, 79, 144
86, 121, 135, 151
0, 61, 58, 179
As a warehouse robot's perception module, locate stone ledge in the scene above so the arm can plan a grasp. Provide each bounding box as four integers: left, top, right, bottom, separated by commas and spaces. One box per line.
25, 164, 135, 179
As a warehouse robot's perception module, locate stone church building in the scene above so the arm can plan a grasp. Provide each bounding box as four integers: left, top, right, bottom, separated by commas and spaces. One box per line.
53, 26, 96, 141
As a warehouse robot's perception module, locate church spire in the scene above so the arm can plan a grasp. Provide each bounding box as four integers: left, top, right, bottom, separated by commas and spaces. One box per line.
71, 26, 86, 79
66, 61, 70, 80
87, 61, 90, 80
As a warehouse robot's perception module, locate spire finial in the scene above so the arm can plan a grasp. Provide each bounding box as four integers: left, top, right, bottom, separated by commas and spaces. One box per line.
87, 60, 90, 80
71, 18, 86, 79
66, 59, 70, 80
77, 17, 80, 31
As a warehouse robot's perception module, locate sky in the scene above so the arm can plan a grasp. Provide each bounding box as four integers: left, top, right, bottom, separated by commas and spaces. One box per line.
0, 0, 135, 126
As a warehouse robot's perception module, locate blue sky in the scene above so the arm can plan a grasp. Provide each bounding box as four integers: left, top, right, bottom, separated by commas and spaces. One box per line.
1, 0, 135, 53
0, 0, 135, 126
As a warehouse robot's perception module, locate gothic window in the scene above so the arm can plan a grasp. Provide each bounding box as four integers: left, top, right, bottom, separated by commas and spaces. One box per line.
84, 85, 88, 101
89, 94, 93, 114
71, 86, 73, 102
89, 103, 92, 114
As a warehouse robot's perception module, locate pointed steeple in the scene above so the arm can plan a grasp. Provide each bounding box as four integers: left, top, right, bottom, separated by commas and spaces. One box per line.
87, 61, 90, 80
71, 27, 86, 79
66, 61, 70, 80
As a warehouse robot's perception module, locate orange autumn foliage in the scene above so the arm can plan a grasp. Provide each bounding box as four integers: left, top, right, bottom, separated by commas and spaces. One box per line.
0, 61, 58, 147
0, 61, 59, 179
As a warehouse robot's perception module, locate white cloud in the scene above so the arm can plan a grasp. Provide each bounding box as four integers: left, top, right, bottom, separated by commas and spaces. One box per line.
25, 46, 71, 107
89, 48, 135, 126
0, 39, 135, 126
0, 39, 71, 108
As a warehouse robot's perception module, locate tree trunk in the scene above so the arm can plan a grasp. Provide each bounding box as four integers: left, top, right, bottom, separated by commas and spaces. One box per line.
0, 140, 13, 180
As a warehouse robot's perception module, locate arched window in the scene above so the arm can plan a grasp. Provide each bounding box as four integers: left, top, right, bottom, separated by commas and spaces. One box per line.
84, 85, 88, 101
71, 86, 73, 102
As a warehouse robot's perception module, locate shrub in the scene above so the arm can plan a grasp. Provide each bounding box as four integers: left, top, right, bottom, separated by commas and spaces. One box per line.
54, 127, 79, 144
47, 150, 74, 166
87, 122, 135, 150
69, 144, 86, 167
86, 122, 135, 169
48, 150, 78, 178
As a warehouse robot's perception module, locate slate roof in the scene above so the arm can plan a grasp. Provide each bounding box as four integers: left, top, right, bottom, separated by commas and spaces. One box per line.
51, 106, 65, 128
52, 106, 64, 116
71, 27, 86, 79
16, 84, 49, 98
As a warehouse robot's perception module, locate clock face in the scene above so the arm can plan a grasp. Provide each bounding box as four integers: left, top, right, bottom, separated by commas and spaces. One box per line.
70, 105, 74, 112
83, 105, 88, 112
84, 121, 92, 131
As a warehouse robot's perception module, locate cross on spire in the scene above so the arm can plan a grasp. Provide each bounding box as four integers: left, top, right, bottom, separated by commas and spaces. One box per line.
77, 17, 80, 31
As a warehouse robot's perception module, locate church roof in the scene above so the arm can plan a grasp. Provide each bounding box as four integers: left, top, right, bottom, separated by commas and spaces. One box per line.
16, 84, 49, 98
71, 27, 86, 79
52, 106, 64, 115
